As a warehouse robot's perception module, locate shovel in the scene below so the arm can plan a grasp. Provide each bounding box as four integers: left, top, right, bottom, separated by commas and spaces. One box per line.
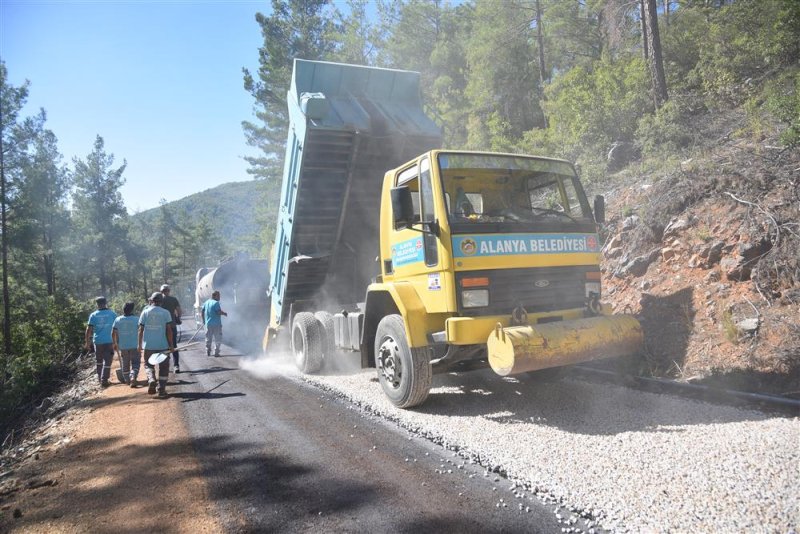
115, 349, 127, 384
174, 341, 203, 352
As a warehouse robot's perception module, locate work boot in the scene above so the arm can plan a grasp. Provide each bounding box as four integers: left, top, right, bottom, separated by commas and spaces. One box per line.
101, 379, 110, 388
147, 381, 157, 395
157, 388, 168, 399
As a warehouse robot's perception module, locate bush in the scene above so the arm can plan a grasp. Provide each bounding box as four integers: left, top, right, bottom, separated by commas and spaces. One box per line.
538, 57, 650, 159
0, 294, 87, 434
695, 0, 800, 108
761, 69, 800, 147
635, 97, 697, 158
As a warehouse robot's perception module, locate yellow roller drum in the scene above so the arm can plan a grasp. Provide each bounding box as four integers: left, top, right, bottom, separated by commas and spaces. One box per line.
487, 315, 643, 376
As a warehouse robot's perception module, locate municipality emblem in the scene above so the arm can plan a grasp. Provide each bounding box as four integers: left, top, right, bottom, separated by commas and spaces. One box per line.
460, 238, 477, 256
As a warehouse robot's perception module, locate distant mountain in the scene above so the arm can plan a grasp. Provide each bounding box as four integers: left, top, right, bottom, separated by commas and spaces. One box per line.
131, 180, 273, 247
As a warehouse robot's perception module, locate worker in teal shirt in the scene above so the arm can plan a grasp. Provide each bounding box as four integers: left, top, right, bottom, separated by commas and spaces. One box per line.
85, 296, 117, 387
201, 290, 227, 356
138, 292, 174, 398
113, 302, 140, 387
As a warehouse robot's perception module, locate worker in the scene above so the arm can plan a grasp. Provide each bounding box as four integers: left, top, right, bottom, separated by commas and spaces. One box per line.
160, 284, 183, 373
85, 296, 117, 387
138, 292, 174, 398
201, 290, 227, 356
113, 302, 140, 387
454, 186, 475, 217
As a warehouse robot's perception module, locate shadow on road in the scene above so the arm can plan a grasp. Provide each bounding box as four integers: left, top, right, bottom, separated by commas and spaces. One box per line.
185, 366, 237, 376
189, 435, 384, 532
170, 391, 246, 402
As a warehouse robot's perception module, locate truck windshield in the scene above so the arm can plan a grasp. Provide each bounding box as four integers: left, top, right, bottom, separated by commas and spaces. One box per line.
437, 153, 593, 232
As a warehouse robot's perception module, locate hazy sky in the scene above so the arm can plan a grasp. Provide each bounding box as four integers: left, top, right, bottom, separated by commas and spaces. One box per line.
1, 0, 270, 213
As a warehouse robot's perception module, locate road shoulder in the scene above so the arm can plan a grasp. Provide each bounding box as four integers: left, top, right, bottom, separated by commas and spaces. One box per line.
0, 365, 221, 533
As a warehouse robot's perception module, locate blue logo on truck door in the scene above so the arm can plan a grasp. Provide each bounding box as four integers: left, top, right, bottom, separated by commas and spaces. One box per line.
392, 237, 425, 267
452, 233, 599, 257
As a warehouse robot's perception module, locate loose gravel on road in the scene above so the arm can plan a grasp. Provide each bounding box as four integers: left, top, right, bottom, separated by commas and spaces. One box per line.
245, 358, 799, 533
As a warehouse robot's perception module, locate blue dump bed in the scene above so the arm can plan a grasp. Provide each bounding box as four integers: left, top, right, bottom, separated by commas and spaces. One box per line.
268, 60, 442, 325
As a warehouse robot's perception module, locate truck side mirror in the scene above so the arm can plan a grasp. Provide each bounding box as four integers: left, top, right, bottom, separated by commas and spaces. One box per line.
593, 195, 605, 224
391, 186, 414, 229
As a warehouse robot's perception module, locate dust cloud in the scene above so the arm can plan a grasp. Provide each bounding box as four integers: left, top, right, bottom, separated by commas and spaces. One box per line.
239, 351, 300, 380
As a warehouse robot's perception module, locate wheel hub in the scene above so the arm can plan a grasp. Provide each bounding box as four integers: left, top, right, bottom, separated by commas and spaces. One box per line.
377, 336, 402, 389
293, 329, 305, 366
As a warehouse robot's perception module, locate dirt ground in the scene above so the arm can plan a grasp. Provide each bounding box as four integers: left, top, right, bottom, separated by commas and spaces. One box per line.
0, 362, 222, 534
594, 132, 800, 396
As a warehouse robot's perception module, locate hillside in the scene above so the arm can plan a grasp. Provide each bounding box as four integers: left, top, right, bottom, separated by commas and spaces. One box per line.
131, 180, 275, 248
589, 108, 799, 397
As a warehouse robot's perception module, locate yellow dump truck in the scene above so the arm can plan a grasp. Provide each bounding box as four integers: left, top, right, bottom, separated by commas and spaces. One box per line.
265, 60, 642, 408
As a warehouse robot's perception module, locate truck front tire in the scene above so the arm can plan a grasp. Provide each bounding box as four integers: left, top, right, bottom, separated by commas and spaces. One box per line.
292, 312, 323, 374
375, 314, 431, 408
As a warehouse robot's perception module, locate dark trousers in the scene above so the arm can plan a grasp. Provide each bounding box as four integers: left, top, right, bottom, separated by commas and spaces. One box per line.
94, 343, 113, 382
144, 349, 170, 387
170, 324, 180, 366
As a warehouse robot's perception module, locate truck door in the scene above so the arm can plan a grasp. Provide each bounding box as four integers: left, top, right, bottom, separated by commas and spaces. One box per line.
389, 157, 448, 313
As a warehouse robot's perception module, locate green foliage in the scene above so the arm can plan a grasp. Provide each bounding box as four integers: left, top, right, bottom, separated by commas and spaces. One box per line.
71, 135, 128, 295
107, 292, 146, 316
380, 0, 471, 147
464, 0, 543, 149
532, 58, 650, 158
760, 68, 800, 147
635, 97, 696, 157
694, 0, 800, 108
242, 0, 336, 182
132, 180, 267, 260
0, 294, 86, 431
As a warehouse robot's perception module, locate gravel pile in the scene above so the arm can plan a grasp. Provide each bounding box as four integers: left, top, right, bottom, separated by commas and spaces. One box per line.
299, 366, 799, 532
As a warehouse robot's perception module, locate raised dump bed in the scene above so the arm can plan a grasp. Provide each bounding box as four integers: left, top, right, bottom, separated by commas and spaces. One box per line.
268, 59, 442, 328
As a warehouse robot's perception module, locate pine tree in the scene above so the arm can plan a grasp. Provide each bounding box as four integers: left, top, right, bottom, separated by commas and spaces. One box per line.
241, 0, 336, 183
71, 135, 127, 296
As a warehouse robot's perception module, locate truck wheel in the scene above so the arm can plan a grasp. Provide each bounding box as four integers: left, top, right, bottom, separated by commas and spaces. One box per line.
292, 312, 323, 374
314, 311, 335, 358
375, 314, 431, 408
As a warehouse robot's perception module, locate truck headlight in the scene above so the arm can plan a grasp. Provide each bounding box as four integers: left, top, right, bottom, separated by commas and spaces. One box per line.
462, 289, 489, 308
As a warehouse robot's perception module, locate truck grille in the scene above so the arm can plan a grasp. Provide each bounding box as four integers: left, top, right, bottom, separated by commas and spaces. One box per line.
456, 266, 594, 316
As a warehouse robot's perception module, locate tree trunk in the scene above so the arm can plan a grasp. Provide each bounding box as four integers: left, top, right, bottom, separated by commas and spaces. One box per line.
43, 230, 54, 295
99, 254, 107, 296
535, 0, 549, 128
0, 102, 11, 365
643, 0, 668, 108
162, 232, 168, 283
639, 0, 649, 62
535, 0, 547, 85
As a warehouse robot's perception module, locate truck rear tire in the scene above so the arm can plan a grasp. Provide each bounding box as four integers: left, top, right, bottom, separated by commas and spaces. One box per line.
292, 312, 323, 374
314, 311, 335, 359
375, 314, 431, 408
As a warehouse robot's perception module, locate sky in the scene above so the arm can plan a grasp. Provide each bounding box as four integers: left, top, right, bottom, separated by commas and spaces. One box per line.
1, 0, 271, 213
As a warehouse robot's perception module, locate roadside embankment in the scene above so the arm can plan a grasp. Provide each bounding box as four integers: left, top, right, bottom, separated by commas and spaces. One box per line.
0, 354, 221, 534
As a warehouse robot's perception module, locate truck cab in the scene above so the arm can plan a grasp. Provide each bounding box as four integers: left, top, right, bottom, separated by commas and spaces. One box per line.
358, 151, 641, 407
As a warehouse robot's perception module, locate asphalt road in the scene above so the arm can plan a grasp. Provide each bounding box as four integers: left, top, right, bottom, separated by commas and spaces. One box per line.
171, 326, 561, 533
